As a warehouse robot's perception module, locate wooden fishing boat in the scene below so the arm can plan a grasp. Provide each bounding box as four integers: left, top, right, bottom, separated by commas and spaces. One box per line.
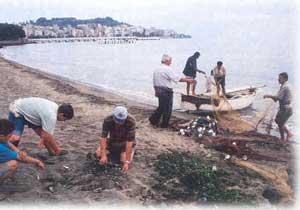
181, 86, 264, 112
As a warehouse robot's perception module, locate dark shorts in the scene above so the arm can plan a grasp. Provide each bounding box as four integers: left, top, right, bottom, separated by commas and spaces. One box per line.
8, 112, 41, 136
275, 108, 293, 126
214, 76, 225, 88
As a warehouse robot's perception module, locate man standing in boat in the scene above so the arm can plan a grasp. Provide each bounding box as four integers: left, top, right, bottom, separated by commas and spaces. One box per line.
263, 72, 293, 141
149, 54, 194, 128
211, 61, 226, 96
183, 51, 206, 96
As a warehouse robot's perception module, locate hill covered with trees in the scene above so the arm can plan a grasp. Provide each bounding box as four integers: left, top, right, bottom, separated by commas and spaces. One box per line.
0, 23, 26, 41
32, 17, 125, 27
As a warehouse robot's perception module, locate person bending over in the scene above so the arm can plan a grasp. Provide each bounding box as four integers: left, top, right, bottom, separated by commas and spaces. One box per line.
8, 97, 74, 156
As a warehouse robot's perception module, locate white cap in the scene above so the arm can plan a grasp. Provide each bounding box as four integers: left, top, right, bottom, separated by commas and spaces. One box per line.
112, 106, 128, 124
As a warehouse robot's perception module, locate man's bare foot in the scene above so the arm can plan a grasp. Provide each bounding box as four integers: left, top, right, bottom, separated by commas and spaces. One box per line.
286, 132, 294, 141
192, 93, 197, 96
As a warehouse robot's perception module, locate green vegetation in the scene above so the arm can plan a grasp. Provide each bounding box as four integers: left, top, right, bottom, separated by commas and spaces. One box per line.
34, 17, 124, 27
154, 151, 251, 203
0, 23, 25, 41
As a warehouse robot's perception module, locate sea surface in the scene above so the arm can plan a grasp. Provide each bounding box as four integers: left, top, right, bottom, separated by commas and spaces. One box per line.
0, 16, 297, 133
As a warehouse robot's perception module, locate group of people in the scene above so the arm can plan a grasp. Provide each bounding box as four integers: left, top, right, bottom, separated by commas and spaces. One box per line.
149, 52, 293, 142
0, 52, 294, 182
0, 97, 137, 182
182, 51, 227, 96
149, 52, 227, 128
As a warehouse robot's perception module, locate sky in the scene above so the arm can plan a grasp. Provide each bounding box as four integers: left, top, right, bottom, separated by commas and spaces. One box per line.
0, 0, 297, 35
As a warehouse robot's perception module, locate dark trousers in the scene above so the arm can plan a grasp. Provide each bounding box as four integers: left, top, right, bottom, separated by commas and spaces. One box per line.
214, 76, 226, 93
149, 89, 173, 127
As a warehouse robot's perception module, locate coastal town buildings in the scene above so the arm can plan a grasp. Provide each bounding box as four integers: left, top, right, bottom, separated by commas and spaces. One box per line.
22, 23, 190, 39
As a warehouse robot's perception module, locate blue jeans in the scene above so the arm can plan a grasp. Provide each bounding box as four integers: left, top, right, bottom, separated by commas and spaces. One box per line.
8, 112, 40, 136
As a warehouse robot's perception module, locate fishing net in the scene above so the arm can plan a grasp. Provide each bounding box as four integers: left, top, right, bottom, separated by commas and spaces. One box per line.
205, 76, 275, 134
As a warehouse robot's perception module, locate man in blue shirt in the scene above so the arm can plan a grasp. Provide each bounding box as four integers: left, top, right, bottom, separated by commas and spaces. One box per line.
0, 119, 44, 181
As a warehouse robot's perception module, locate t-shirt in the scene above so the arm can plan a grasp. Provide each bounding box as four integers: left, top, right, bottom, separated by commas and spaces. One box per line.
101, 115, 136, 143
0, 142, 17, 163
277, 82, 292, 110
212, 66, 226, 77
153, 64, 180, 89
14, 97, 58, 134
183, 55, 198, 78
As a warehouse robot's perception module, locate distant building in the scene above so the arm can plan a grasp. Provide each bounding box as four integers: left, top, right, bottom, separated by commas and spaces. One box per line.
22, 19, 191, 39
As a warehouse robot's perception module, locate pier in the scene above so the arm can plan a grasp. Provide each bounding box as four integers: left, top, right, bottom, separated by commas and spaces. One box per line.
28, 37, 160, 45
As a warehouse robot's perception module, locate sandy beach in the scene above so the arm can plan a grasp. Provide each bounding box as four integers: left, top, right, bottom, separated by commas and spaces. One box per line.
0, 56, 295, 205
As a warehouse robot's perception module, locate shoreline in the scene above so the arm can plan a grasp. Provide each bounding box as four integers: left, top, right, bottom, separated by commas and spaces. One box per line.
0, 39, 34, 48
0, 55, 295, 205
0, 54, 193, 122
0, 55, 153, 109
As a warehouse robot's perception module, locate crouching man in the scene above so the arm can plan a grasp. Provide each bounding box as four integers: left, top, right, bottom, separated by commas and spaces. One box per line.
8, 97, 74, 156
96, 106, 136, 172
0, 119, 44, 181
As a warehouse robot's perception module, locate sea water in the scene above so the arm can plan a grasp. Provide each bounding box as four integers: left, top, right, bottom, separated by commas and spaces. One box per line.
0, 16, 297, 133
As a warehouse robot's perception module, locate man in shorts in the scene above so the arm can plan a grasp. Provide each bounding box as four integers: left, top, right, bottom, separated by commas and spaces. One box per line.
96, 106, 136, 172
183, 52, 206, 95
0, 119, 44, 181
264, 72, 293, 141
8, 97, 74, 156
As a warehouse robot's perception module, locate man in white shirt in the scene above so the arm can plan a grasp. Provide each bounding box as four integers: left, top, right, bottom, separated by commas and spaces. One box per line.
211, 61, 226, 96
149, 54, 194, 128
8, 97, 74, 156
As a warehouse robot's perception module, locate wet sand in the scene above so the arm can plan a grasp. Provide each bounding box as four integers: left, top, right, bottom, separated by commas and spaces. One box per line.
0, 56, 295, 205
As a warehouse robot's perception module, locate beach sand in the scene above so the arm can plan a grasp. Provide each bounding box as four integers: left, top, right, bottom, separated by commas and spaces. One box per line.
0, 56, 295, 205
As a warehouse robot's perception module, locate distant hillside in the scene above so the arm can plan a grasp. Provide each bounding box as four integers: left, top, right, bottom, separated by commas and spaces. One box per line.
0, 23, 25, 41
33, 17, 125, 27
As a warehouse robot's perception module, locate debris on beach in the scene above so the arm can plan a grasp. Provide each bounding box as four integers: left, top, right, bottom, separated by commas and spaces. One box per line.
201, 134, 290, 162
63, 165, 71, 171
48, 185, 55, 193
177, 116, 218, 139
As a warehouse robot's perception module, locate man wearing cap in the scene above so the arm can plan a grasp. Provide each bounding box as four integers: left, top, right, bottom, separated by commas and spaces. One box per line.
96, 106, 136, 172
183, 52, 206, 95
149, 54, 195, 128
8, 97, 74, 156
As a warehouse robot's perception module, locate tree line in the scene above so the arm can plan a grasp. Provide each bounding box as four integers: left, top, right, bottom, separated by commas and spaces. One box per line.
34, 17, 124, 27
0, 23, 26, 41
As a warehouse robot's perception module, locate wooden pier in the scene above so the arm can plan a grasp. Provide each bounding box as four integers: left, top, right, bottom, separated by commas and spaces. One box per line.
28, 37, 160, 45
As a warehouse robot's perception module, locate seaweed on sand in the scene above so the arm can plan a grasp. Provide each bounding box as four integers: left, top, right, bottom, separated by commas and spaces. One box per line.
153, 151, 253, 203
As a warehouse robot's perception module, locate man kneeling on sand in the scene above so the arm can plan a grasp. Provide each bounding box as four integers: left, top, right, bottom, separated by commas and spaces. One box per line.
96, 106, 136, 172
8, 97, 74, 156
0, 119, 44, 182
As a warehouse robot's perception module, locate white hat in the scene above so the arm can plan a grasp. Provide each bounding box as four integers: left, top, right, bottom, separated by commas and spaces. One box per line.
112, 106, 128, 124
